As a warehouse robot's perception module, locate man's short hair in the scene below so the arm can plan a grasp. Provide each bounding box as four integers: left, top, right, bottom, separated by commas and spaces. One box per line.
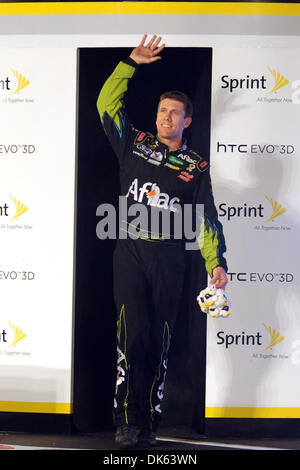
158, 90, 193, 118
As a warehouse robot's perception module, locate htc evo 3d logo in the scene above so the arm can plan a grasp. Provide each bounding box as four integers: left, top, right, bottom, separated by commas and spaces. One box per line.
216, 141, 294, 157
0, 68, 30, 95
221, 67, 289, 94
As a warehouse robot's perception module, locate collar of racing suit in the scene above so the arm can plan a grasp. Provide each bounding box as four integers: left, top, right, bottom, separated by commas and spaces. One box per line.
154, 135, 188, 153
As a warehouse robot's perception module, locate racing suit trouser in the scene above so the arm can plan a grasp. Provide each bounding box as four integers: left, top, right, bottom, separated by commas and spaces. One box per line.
112, 237, 186, 432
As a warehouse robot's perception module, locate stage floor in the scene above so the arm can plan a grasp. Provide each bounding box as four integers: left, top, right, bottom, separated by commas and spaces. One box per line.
0, 427, 299, 451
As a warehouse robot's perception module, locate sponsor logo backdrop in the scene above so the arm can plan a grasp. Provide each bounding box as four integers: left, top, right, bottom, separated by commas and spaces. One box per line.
0, 49, 77, 413
1, 34, 300, 421
206, 48, 300, 417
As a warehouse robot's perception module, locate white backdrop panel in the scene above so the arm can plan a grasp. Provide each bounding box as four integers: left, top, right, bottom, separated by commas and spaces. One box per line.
206, 48, 300, 416
0, 48, 77, 410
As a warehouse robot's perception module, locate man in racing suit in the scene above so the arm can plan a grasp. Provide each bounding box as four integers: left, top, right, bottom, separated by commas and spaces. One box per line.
97, 35, 228, 448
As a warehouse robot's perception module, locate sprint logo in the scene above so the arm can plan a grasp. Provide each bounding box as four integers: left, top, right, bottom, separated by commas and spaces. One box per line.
0, 68, 30, 95
217, 324, 285, 351
221, 67, 289, 94
9, 194, 28, 222
267, 67, 289, 94
8, 322, 26, 347
10, 68, 30, 94
0, 322, 26, 347
264, 195, 286, 222
218, 195, 286, 223
0, 195, 28, 222
263, 324, 284, 351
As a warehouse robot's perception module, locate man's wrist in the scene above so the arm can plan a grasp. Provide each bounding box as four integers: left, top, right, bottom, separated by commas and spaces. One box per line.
123, 56, 139, 68
212, 265, 227, 273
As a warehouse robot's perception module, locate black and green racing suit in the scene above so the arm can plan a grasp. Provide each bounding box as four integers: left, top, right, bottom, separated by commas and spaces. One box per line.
97, 57, 227, 432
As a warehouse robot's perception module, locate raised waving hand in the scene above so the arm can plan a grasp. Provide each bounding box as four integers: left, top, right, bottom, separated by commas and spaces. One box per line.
130, 35, 165, 65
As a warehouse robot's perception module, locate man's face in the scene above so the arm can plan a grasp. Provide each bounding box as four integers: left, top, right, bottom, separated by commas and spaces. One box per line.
156, 98, 192, 145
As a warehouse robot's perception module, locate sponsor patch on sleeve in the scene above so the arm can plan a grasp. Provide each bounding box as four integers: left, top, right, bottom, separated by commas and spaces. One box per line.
197, 159, 209, 172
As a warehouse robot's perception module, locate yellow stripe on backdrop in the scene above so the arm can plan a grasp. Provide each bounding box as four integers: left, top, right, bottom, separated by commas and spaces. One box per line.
0, 401, 73, 414
0, 2, 299, 16
206, 407, 300, 419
